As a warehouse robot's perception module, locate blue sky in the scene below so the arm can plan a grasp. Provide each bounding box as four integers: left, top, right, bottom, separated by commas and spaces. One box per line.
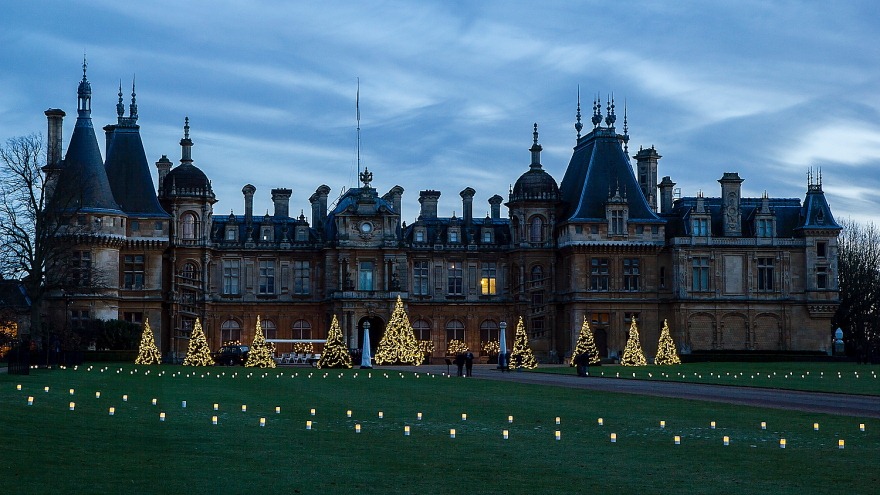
2, 0, 878, 224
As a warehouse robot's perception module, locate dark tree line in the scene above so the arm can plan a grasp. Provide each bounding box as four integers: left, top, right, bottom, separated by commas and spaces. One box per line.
834, 219, 880, 362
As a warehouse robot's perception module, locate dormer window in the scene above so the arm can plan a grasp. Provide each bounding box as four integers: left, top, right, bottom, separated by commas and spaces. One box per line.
608, 209, 626, 236
482, 230, 492, 243
415, 230, 425, 243
226, 228, 237, 241
692, 218, 709, 236
449, 230, 459, 243
296, 227, 308, 242
261, 227, 273, 242
756, 218, 774, 237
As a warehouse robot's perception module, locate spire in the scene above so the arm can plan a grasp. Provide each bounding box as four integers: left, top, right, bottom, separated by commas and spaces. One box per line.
76, 55, 92, 119
180, 117, 193, 165
575, 86, 583, 138
129, 76, 138, 122
116, 81, 125, 119
529, 122, 543, 170
622, 100, 630, 154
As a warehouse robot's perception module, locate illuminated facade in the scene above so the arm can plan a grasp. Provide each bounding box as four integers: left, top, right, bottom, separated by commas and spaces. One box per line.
41, 71, 841, 362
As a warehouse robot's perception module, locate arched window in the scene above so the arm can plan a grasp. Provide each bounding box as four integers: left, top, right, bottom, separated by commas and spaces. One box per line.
479, 320, 499, 343
262, 319, 277, 341
221, 319, 242, 344
181, 262, 199, 282
181, 212, 198, 240
530, 265, 544, 288
292, 320, 312, 340
445, 320, 465, 342
413, 319, 432, 341
529, 216, 544, 243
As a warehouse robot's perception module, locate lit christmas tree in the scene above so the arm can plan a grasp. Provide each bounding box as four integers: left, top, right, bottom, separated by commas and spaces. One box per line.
375, 296, 422, 365
183, 318, 214, 366
317, 315, 352, 369
134, 318, 162, 365
620, 316, 647, 366
509, 316, 538, 369
654, 319, 682, 365
569, 316, 600, 366
245, 316, 277, 368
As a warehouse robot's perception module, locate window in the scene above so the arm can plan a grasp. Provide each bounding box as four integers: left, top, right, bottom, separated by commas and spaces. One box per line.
480, 262, 497, 295
659, 266, 666, 288
575, 225, 583, 234
70, 309, 89, 330
123, 255, 145, 289
181, 213, 197, 239
71, 251, 91, 286
623, 258, 640, 291
817, 241, 827, 258
292, 320, 312, 339
692, 256, 710, 291
480, 320, 499, 343
530, 265, 544, 288
447, 262, 463, 295
123, 312, 143, 324
651, 225, 659, 234
531, 317, 545, 338
413, 319, 432, 341
817, 266, 828, 289
693, 218, 709, 236
413, 260, 429, 295
756, 218, 772, 237
415, 230, 425, 242
258, 260, 276, 294
591, 225, 599, 234
131, 220, 140, 231
293, 261, 310, 295
262, 320, 277, 341
448, 230, 459, 243
154, 221, 163, 231
221, 320, 242, 343
529, 216, 544, 243
610, 210, 625, 235
482, 230, 492, 243
223, 259, 241, 295
358, 261, 374, 290
295, 228, 308, 242
226, 228, 236, 241
181, 262, 198, 283
757, 257, 774, 291
531, 290, 544, 312
590, 258, 609, 291
445, 320, 465, 342
261, 227, 272, 242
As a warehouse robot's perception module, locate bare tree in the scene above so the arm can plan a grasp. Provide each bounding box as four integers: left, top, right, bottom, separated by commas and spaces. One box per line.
834, 219, 880, 362
0, 134, 105, 346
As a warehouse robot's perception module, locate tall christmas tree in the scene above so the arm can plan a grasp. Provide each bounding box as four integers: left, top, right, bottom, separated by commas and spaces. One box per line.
374, 296, 422, 365
183, 318, 214, 366
509, 316, 538, 369
245, 316, 277, 368
317, 315, 352, 369
135, 318, 162, 365
654, 319, 682, 365
620, 316, 647, 366
569, 316, 600, 366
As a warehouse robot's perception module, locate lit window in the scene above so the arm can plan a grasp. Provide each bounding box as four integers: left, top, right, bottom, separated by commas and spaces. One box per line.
481, 262, 497, 295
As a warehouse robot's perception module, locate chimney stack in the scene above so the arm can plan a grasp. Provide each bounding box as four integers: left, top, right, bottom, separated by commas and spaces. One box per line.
156, 155, 172, 194
242, 184, 256, 224
418, 190, 441, 220
309, 185, 331, 231
460, 187, 475, 225
488, 195, 503, 220
44, 109, 65, 169
271, 188, 292, 218
634, 145, 661, 212
718, 172, 743, 237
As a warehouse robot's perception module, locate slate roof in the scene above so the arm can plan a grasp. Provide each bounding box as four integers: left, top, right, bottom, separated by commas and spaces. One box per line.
796, 185, 841, 232
558, 126, 661, 223
664, 197, 805, 237
104, 123, 169, 217
402, 216, 512, 247
56, 114, 122, 214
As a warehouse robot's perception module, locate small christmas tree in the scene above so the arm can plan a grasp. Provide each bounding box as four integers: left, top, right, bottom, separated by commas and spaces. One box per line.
654, 319, 682, 365
317, 315, 352, 369
375, 296, 422, 365
570, 316, 600, 366
245, 316, 277, 368
135, 318, 162, 365
509, 316, 538, 369
620, 316, 647, 366
183, 318, 214, 366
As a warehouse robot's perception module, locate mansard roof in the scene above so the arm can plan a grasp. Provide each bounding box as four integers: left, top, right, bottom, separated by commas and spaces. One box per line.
403, 216, 511, 247
104, 123, 169, 218
558, 126, 661, 223
796, 183, 841, 232
664, 196, 804, 237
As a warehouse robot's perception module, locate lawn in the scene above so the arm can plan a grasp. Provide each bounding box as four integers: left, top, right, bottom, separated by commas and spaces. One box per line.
534, 362, 880, 395
1, 364, 878, 495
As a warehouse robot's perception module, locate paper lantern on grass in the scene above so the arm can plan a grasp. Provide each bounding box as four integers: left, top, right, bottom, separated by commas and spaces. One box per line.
761, 421, 766, 430
779, 438, 786, 448
241, 405, 247, 412
404, 425, 411, 436
417, 412, 423, 421
508, 415, 514, 424
347, 410, 352, 418
379, 411, 384, 419
610, 433, 617, 443
462, 413, 467, 421
860, 424, 865, 432
276, 406, 281, 414
450, 429, 456, 439
355, 424, 361, 433
260, 418, 266, 427
503, 430, 509, 439
159, 412, 166, 421
27, 396, 33, 405
152, 398, 157, 406
710, 421, 716, 429
109, 407, 115, 416
212, 416, 218, 425
16, 384, 21, 391
69, 402, 75, 411
69, 389, 74, 395
598, 418, 604, 426
660, 420, 665, 429
555, 431, 561, 441
813, 423, 819, 431
674, 435, 680, 445
723, 436, 730, 446
838, 439, 845, 449
122, 395, 128, 402
44, 386, 49, 392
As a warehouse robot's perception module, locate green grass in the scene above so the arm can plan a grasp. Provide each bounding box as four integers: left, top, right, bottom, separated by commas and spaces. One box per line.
2, 364, 878, 495
534, 362, 880, 395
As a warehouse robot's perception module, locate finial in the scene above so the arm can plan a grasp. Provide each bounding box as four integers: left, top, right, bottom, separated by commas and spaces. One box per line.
575, 86, 583, 138
622, 100, 629, 154
116, 81, 124, 118
184, 117, 190, 140
129, 76, 138, 120
533, 122, 539, 146
591, 94, 602, 128
82, 54, 87, 80
818, 167, 822, 186
605, 94, 616, 127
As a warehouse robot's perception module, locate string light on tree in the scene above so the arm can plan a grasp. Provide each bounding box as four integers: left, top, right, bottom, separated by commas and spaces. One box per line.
374, 296, 422, 365
134, 318, 162, 365
570, 316, 601, 366
317, 315, 352, 369
245, 316, 277, 368
620, 316, 647, 366
183, 319, 214, 366
653, 319, 681, 365
509, 317, 538, 369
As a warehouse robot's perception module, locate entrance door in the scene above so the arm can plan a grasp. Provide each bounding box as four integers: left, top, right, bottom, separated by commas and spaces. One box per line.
591, 312, 610, 358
